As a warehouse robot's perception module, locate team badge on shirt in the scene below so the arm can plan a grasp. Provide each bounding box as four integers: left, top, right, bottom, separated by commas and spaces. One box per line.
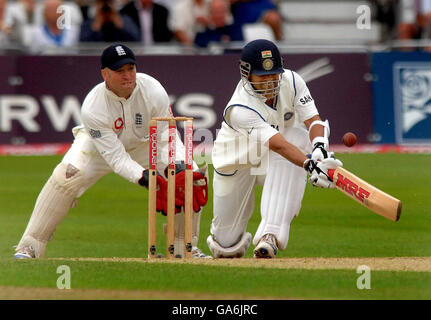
114, 117, 124, 130
284, 112, 293, 121
135, 113, 143, 128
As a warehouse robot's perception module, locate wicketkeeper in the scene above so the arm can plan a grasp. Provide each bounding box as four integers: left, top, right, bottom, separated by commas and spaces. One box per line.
14, 44, 209, 259
208, 39, 343, 258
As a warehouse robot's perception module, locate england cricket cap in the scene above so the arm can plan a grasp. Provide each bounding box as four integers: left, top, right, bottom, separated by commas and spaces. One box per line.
101, 44, 136, 70
240, 39, 284, 76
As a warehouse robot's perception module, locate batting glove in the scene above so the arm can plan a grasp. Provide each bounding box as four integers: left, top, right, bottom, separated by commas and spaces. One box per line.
304, 157, 343, 188
311, 141, 334, 161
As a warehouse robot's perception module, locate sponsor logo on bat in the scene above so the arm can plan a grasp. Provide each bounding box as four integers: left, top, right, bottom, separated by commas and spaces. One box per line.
335, 173, 371, 203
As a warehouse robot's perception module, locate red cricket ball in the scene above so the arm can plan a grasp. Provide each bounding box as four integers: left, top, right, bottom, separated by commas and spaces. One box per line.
342, 132, 357, 147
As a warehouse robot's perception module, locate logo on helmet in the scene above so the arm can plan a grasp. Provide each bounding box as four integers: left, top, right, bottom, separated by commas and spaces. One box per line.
262, 59, 274, 71
261, 50, 272, 58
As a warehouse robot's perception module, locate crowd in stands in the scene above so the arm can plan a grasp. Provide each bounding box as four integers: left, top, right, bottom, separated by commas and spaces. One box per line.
371, 0, 431, 45
395, 0, 431, 42
0, 0, 283, 53
2, 0, 431, 53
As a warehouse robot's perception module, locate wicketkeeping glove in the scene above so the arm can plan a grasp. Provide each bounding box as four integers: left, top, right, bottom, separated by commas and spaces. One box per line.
168, 163, 209, 213
139, 170, 176, 215
191, 165, 209, 212
304, 157, 343, 188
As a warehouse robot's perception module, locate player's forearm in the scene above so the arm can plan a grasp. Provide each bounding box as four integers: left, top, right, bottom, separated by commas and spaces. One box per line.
309, 124, 324, 142
304, 115, 324, 143
268, 133, 307, 167
84, 125, 144, 183
97, 141, 144, 183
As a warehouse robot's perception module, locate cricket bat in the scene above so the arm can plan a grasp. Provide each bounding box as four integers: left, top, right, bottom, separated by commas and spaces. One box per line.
327, 167, 402, 222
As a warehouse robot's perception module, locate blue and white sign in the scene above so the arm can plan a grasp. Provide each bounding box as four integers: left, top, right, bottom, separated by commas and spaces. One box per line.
394, 63, 431, 143
372, 52, 431, 144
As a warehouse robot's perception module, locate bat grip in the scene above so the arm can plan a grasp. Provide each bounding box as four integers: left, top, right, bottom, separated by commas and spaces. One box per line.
327, 169, 335, 181
306, 153, 336, 181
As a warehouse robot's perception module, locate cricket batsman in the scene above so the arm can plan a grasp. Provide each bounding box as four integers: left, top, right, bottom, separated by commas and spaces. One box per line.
207, 39, 343, 258
14, 44, 209, 259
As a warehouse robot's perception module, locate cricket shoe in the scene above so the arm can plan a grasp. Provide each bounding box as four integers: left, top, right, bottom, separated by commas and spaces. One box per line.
253, 234, 278, 259
14, 246, 35, 259
192, 246, 212, 259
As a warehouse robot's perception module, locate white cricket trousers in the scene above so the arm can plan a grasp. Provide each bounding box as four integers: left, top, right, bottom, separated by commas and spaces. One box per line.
211, 124, 311, 251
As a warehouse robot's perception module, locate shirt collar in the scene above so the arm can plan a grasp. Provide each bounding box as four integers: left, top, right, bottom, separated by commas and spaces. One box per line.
43, 25, 64, 45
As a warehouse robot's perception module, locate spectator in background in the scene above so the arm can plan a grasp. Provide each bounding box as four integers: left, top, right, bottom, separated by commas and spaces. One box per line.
395, 0, 431, 50
420, 0, 431, 39
397, 0, 421, 41
120, 0, 172, 44
373, 0, 398, 42
229, 0, 283, 41
155, 0, 173, 11
80, 0, 140, 42
26, 0, 80, 53
3, 0, 38, 45
194, 0, 242, 47
21, 0, 37, 24
74, 0, 91, 20
4, 0, 82, 46
169, 0, 210, 45
0, 0, 11, 46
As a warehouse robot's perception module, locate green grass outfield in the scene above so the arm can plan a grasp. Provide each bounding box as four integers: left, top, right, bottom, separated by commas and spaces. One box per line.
0, 153, 430, 300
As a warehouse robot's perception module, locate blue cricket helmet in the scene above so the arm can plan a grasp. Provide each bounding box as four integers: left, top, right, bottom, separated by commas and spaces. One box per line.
239, 39, 284, 77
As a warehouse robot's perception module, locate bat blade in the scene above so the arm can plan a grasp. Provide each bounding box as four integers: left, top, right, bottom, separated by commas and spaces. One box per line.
328, 167, 402, 222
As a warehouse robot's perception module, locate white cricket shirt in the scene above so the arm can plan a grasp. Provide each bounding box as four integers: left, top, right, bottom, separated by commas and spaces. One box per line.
77, 73, 178, 183
212, 69, 319, 174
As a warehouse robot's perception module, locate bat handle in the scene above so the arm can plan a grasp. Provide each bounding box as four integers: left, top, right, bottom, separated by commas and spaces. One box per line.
306, 154, 336, 181
327, 169, 335, 181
